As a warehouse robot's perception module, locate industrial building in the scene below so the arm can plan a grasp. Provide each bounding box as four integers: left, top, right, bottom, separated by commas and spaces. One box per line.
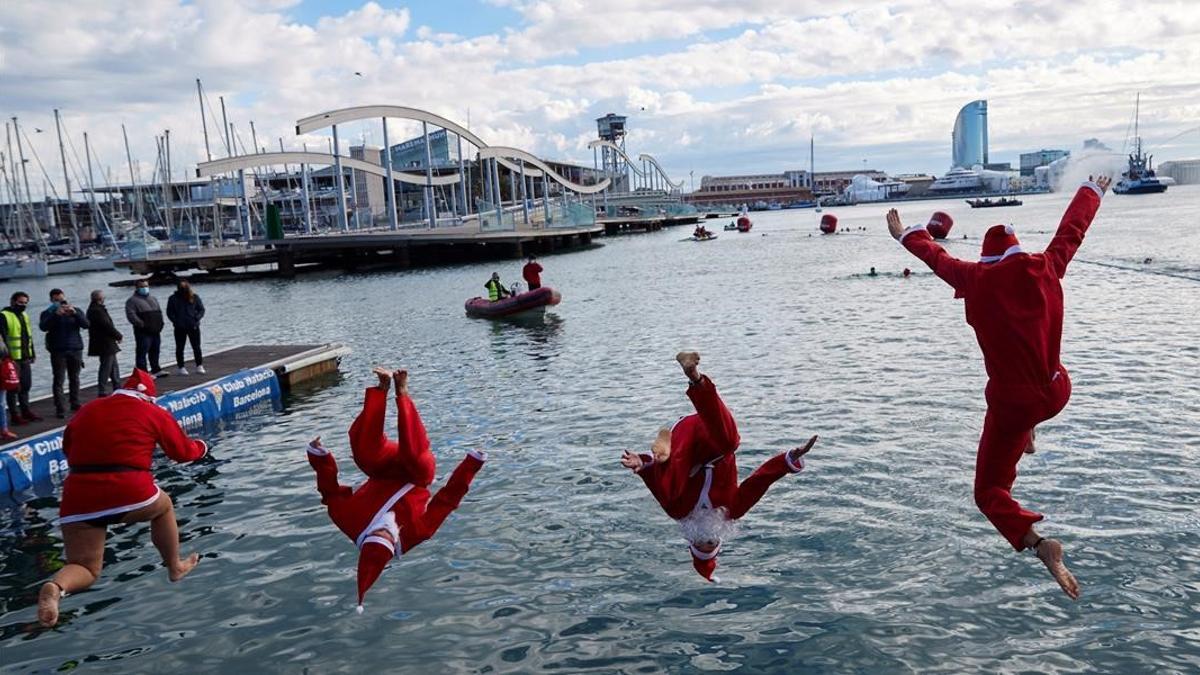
1159, 159, 1200, 185
1020, 149, 1070, 176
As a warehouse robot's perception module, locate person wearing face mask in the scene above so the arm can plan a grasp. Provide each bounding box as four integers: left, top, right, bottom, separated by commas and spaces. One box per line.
620, 352, 818, 583
0, 292, 41, 424
165, 280, 205, 376
124, 280, 166, 377
39, 289, 90, 418
86, 290, 123, 397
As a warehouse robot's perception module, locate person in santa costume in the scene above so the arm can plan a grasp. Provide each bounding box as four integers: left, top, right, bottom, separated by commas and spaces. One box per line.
620, 352, 818, 583
886, 176, 1112, 600
37, 369, 209, 627
308, 367, 486, 613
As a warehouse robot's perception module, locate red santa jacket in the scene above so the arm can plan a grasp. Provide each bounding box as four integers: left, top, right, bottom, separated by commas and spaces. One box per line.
522, 262, 543, 287
900, 183, 1102, 390
634, 377, 744, 520
60, 390, 208, 522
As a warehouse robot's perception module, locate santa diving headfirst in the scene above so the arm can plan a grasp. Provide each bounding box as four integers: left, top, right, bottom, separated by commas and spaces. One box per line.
621, 352, 818, 582
886, 176, 1112, 599
308, 367, 486, 612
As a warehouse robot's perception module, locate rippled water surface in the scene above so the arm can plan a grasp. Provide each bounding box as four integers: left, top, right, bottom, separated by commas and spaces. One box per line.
1, 187, 1198, 673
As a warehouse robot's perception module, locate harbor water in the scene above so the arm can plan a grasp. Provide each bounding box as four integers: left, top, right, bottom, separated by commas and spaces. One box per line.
1, 186, 1198, 672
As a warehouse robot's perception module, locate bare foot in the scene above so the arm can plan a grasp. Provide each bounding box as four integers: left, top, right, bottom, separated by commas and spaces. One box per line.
393, 369, 409, 396
1035, 539, 1080, 600
373, 367, 391, 392
37, 582, 62, 628
1024, 428, 1037, 455
168, 553, 200, 582
675, 351, 701, 381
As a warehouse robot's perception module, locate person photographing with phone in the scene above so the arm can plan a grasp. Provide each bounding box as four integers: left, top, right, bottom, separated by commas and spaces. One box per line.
40, 289, 90, 419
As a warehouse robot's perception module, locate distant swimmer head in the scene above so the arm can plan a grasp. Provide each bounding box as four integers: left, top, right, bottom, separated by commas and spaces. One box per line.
869, 267, 877, 276
903, 268, 912, 277
980, 224, 1023, 263
926, 211, 954, 239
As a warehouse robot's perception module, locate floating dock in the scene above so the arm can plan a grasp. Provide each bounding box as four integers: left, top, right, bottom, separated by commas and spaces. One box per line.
114, 224, 602, 278
598, 214, 700, 235
0, 342, 349, 498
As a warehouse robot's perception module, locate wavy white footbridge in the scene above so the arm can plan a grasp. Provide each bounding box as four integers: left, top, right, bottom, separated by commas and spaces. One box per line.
195, 105, 682, 235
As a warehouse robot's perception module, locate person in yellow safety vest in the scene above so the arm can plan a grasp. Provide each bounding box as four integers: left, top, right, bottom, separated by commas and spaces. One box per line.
0, 291, 41, 424
484, 272, 513, 302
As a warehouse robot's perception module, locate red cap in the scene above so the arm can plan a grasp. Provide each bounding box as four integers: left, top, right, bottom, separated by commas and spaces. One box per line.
356, 540, 394, 611
819, 214, 838, 233
121, 369, 157, 397
926, 211, 954, 239
980, 224, 1022, 262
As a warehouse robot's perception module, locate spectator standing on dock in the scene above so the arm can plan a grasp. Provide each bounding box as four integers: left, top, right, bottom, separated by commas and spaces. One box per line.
40, 289, 90, 419
36, 369, 207, 628
86, 290, 123, 397
522, 255, 544, 291
0, 341, 16, 440
0, 292, 40, 424
166, 281, 206, 376
125, 280, 166, 377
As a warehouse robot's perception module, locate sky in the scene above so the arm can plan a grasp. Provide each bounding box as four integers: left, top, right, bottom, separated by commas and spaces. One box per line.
1, 0, 1199, 198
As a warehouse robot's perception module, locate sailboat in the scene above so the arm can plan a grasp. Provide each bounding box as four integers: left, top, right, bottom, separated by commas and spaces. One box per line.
1114, 93, 1169, 195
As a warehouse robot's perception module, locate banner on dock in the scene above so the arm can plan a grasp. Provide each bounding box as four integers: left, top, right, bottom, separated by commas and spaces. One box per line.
0, 367, 282, 497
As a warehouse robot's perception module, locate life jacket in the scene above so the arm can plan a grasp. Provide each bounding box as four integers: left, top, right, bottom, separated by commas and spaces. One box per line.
1, 309, 33, 361
486, 279, 501, 301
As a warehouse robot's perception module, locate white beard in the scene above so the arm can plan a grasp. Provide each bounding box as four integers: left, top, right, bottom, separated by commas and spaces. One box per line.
678, 505, 738, 548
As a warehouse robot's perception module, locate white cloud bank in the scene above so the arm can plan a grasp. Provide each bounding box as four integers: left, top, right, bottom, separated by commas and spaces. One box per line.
1, 0, 1198, 196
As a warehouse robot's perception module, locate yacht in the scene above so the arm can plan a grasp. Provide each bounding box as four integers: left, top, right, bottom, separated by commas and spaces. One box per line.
928, 167, 984, 193
1114, 95, 1168, 195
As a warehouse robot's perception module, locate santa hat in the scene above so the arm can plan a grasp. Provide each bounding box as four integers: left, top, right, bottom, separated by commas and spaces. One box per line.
979, 224, 1023, 263
355, 539, 394, 613
121, 369, 157, 398
926, 211, 954, 239
689, 542, 721, 583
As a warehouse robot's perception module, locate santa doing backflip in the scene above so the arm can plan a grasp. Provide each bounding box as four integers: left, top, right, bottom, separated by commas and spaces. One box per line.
887, 176, 1112, 599
308, 367, 486, 612
621, 352, 817, 582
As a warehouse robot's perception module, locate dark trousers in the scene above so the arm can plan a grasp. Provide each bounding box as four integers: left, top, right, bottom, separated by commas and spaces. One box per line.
97, 352, 121, 396
174, 327, 203, 368
134, 329, 161, 373
5, 359, 32, 415
50, 350, 84, 413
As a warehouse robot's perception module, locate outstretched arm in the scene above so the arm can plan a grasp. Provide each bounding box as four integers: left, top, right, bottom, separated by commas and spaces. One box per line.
888, 208, 977, 293
401, 450, 487, 552
152, 405, 209, 462
306, 436, 352, 503
1045, 177, 1108, 277
728, 435, 816, 520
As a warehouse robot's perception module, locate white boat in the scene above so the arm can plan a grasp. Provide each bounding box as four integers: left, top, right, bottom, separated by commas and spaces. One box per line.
46, 253, 116, 275
928, 167, 984, 193
0, 256, 50, 280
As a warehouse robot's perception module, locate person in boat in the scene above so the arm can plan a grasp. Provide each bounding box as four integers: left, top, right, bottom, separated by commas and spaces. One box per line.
485, 272, 514, 302
620, 352, 818, 582
37, 369, 208, 627
522, 255, 544, 291
307, 367, 486, 612
885, 176, 1112, 600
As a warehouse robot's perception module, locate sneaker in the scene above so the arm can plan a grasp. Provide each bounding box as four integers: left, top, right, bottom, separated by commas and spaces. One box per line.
178, 367, 189, 376
196, 365, 207, 374
0, 429, 17, 440
153, 370, 169, 379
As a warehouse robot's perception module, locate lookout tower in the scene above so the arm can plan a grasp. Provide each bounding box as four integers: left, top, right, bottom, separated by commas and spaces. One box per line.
596, 113, 630, 192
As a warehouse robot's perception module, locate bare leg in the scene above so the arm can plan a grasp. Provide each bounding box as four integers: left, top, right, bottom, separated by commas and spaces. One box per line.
1023, 528, 1079, 600
126, 491, 199, 582
1024, 427, 1037, 455
38, 523, 107, 627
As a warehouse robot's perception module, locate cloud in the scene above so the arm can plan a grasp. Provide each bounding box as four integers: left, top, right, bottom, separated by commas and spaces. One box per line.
1, 0, 1198, 196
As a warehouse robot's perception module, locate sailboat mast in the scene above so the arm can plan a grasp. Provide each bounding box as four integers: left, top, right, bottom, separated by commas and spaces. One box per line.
809, 135, 815, 191
13, 117, 41, 247
163, 129, 175, 234
54, 109, 82, 255
122, 123, 144, 227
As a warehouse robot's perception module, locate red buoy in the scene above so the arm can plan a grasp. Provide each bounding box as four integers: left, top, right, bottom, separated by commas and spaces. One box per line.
926, 211, 954, 239
736, 215, 752, 232
819, 213, 837, 234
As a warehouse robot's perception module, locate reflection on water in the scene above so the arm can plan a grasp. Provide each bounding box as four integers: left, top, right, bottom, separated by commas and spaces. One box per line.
2, 187, 1199, 672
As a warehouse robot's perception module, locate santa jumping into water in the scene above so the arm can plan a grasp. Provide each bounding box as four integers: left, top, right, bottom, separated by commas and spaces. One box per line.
887, 176, 1112, 599
621, 352, 817, 582
307, 367, 486, 612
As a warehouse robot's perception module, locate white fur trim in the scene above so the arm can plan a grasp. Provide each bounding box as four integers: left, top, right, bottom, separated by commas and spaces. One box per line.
1004, 224, 1015, 235
709, 575, 720, 584
899, 224, 926, 242
980, 244, 1024, 263
361, 534, 396, 554
195, 440, 209, 458
113, 388, 155, 403
785, 452, 805, 474
354, 485, 413, 549
689, 541, 722, 560
467, 449, 488, 462
1082, 181, 1104, 199
356, 604, 365, 614
306, 442, 329, 456
59, 487, 163, 525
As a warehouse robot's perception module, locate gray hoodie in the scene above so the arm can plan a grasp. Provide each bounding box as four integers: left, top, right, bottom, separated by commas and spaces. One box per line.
125, 292, 164, 333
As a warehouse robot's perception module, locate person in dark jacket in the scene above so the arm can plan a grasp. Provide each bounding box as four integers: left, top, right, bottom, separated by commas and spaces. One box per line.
86, 290, 123, 396
125, 279, 166, 377
40, 289, 90, 418
0, 292, 39, 423
166, 280, 206, 376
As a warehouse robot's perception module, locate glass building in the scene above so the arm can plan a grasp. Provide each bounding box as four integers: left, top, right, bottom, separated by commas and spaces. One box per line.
952, 100, 989, 169
388, 128, 461, 170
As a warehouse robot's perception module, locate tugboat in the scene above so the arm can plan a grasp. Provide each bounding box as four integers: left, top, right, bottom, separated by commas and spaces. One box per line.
1114, 93, 1169, 195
